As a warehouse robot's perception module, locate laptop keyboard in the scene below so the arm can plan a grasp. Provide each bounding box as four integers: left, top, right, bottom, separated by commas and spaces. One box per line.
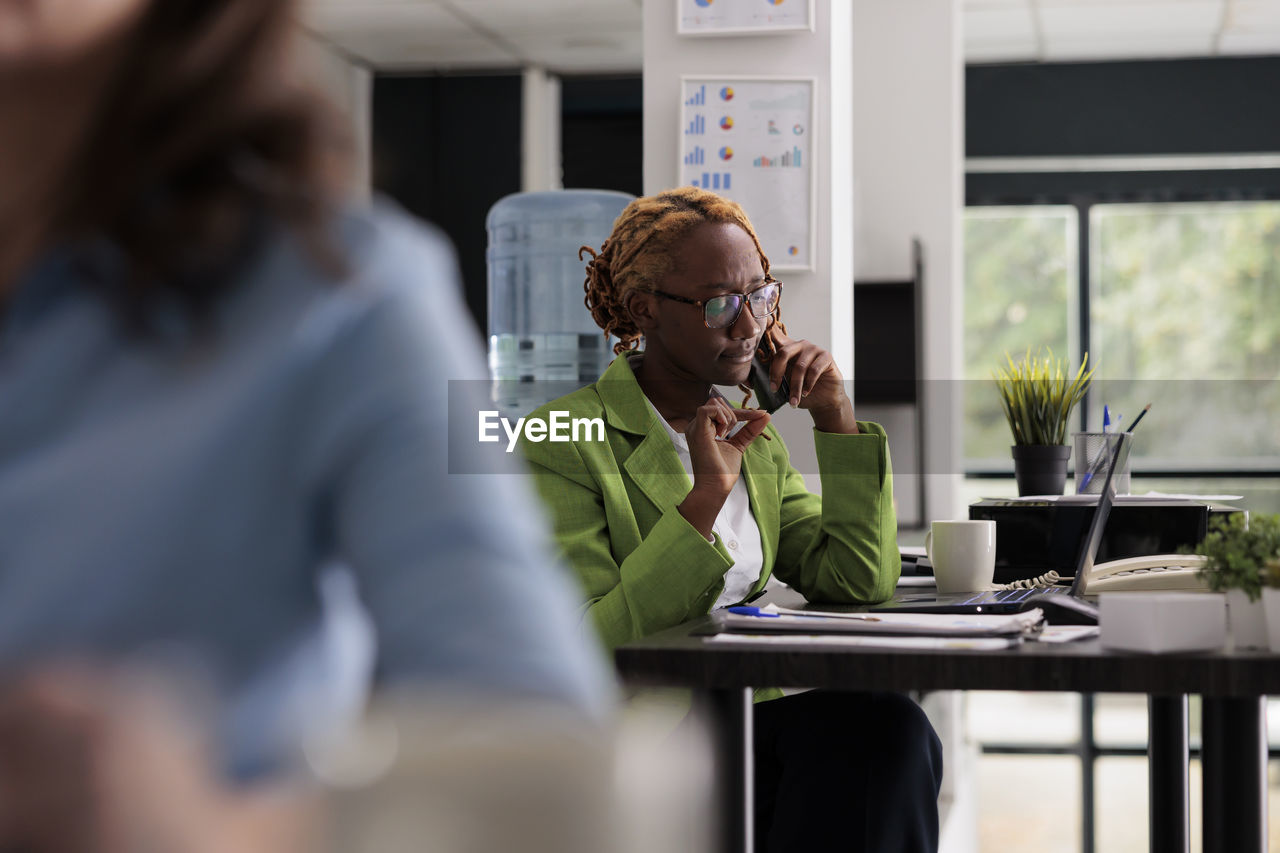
958, 586, 1068, 605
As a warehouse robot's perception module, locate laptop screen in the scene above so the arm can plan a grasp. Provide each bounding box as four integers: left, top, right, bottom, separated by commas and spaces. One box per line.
1067, 433, 1133, 596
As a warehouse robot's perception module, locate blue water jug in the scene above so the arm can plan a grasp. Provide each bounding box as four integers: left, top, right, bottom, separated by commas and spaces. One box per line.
486, 189, 634, 413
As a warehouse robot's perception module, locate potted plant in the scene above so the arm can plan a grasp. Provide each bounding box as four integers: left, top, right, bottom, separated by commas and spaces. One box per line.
993, 348, 1094, 496
1188, 513, 1280, 650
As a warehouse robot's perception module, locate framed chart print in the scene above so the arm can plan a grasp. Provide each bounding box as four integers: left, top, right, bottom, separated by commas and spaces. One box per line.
677, 0, 815, 36
679, 76, 815, 270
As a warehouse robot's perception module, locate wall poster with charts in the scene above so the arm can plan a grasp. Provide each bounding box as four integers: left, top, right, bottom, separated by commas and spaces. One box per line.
677, 0, 814, 36
680, 76, 814, 270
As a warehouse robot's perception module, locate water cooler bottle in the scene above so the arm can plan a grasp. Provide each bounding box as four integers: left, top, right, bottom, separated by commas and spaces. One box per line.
486, 189, 634, 415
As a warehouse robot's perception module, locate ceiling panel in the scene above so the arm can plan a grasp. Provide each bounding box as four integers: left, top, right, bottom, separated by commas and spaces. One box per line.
1033, 0, 1223, 5
302, 1, 460, 34
965, 7, 1038, 40
473, 0, 642, 70
1038, 2, 1225, 36
518, 38, 644, 73
299, 0, 1280, 71
1044, 33, 1217, 59
1226, 0, 1280, 28
339, 38, 519, 70
967, 42, 1041, 63
1218, 30, 1280, 53
449, 0, 639, 19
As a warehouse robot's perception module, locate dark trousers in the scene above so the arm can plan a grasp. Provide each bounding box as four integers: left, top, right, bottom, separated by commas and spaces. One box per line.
753, 690, 943, 853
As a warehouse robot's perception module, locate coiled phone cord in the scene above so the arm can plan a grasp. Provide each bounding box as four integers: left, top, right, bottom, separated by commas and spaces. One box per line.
995, 571, 1063, 590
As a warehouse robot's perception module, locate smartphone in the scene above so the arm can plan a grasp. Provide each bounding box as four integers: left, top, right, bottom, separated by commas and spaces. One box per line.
748, 356, 791, 414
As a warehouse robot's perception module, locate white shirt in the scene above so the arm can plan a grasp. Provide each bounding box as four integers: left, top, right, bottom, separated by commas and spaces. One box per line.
648, 400, 765, 609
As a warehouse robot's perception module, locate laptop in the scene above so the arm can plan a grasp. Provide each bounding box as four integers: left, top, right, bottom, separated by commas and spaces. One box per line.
869, 433, 1133, 624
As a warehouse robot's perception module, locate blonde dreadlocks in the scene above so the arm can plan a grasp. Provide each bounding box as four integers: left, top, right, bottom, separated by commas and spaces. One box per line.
580, 186, 786, 357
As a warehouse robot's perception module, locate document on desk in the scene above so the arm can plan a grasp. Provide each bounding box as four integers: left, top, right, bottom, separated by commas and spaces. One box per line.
1030, 625, 1100, 643
705, 633, 1021, 651
717, 604, 1043, 637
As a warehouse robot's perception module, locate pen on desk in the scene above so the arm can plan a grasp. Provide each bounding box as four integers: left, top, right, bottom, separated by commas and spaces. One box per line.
727, 605, 882, 622
728, 605, 780, 617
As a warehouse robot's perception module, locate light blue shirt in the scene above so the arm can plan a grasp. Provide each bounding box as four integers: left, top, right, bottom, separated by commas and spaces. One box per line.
0, 201, 614, 775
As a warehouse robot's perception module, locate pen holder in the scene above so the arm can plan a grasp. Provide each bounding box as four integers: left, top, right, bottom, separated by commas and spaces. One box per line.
1074, 432, 1132, 495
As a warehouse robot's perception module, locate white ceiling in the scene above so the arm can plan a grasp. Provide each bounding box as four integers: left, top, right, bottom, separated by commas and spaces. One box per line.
300, 0, 1280, 72
966, 0, 1280, 63
301, 0, 645, 72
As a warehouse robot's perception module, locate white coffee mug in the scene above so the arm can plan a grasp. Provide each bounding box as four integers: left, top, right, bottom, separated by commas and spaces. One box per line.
926, 520, 997, 594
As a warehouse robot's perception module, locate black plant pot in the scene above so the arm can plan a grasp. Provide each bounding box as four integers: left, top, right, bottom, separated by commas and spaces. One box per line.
1011, 444, 1071, 496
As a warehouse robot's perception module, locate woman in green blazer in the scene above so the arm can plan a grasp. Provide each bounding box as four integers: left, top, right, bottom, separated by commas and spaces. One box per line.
521, 186, 941, 852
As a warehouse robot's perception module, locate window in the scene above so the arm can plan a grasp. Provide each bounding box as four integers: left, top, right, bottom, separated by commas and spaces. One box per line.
964, 206, 1077, 466
964, 197, 1280, 852
1090, 202, 1280, 471
963, 200, 1280, 512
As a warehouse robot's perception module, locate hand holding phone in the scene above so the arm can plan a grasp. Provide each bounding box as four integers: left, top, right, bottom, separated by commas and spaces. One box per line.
748, 357, 791, 414
751, 329, 858, 433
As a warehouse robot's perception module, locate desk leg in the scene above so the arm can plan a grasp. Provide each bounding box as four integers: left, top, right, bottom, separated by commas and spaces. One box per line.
1148, 694, 1188, 853
695, 688, 754, 853
1201, 696, 1267, 853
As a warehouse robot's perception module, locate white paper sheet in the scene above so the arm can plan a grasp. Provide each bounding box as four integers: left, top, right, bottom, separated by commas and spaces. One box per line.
718, 605, 1043, 637
704, 633, 1021, 651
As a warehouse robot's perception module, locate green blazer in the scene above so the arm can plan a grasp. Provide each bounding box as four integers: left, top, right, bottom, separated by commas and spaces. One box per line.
520, 354, 899, 653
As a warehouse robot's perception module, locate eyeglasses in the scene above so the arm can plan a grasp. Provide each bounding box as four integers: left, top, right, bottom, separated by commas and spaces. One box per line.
648, 280, 782, 329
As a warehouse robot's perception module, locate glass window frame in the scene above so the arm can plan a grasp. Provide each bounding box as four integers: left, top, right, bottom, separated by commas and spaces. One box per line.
964, 190, 1280, 484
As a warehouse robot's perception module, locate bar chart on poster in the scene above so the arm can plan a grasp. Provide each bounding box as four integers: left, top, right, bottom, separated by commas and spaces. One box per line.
680, 77, 814, 269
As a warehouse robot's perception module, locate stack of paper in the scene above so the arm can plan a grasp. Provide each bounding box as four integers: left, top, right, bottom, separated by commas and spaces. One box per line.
705, 633, 1021, 651
716, 603, 1043, 637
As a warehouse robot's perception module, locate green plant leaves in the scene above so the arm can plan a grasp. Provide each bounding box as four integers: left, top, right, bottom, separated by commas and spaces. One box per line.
993, 348, 1095, 445
1188, 513, 1280, 602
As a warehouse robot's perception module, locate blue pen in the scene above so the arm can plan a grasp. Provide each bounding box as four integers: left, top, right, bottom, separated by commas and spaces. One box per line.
1081, 407, 1120, 490
727, 605, 881, 622
728, 605, 779, 617
1080, 407, 1109, 490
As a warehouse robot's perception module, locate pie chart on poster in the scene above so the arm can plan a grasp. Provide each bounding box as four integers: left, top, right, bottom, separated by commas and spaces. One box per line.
720, 116, 734, 130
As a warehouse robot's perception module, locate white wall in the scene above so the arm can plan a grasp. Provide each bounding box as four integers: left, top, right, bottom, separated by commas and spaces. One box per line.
852, 0, 965, 524
523, 67, 564, 192
848, 6, 972, 851
642, 0, 853, 480
300, 35, 374, 198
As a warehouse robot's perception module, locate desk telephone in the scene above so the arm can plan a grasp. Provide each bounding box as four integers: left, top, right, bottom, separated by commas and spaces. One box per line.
1004, 555, 1213, 593
1082, 554, 1211, 593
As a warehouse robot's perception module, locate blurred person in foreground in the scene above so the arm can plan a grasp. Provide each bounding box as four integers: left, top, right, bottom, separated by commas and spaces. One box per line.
0, 669, 321, 853
0, 0, 613, 784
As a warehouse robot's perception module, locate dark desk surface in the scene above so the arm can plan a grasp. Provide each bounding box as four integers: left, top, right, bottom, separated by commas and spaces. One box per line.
615, 614, 1280, 697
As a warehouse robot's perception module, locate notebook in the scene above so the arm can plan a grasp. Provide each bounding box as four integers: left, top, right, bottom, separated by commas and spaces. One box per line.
869, 433, 1133, 624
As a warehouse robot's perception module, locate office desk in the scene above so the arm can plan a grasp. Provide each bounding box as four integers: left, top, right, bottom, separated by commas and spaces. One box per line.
616, 616, 1278, 853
